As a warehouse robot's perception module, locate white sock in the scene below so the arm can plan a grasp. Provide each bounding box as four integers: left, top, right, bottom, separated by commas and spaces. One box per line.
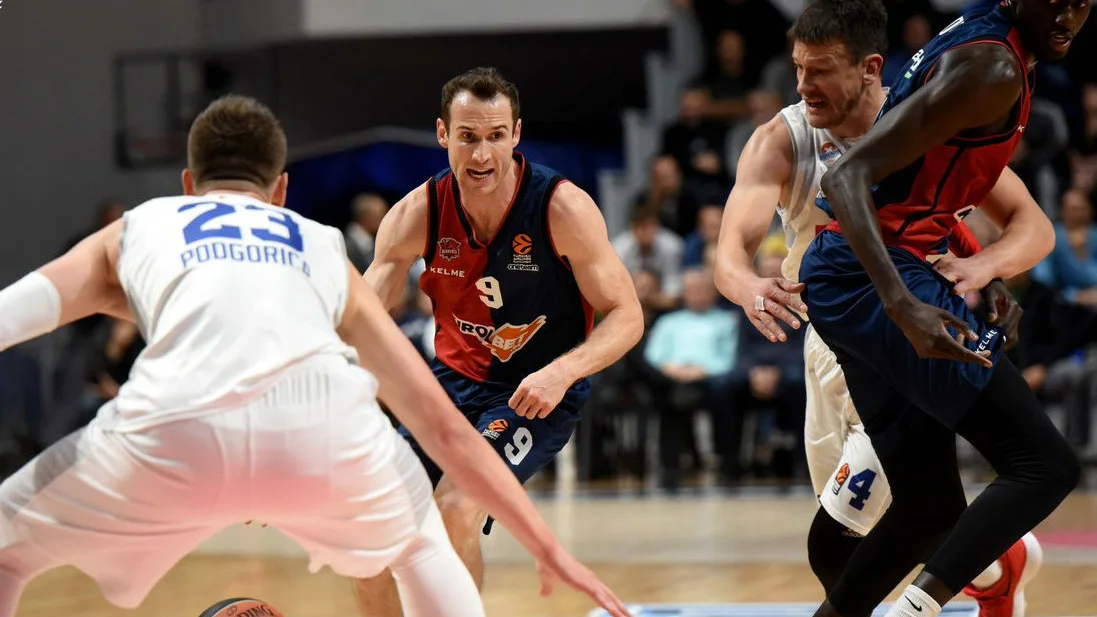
969, 559, 1004, 590
885, 585, 942, 617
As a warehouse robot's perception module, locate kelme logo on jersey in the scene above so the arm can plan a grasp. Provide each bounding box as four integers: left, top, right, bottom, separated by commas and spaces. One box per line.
454, 315, 548, 362
438, 237, 461, 261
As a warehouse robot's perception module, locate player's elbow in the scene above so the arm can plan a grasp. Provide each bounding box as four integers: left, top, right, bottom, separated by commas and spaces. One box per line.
621, 300, 645, 348
1032, 217, 1056, 262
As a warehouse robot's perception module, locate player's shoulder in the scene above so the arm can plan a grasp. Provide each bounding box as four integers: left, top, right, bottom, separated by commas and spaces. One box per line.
546, 180, 599, 227
127, 194, 193, 215
528, 159, 566, 183
374, 182, 430, 251
736, 111, 794, 175
390, 181, 430, 222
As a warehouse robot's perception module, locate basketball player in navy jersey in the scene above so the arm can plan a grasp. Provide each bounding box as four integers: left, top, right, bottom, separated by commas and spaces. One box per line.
354, 67, 644, 616
799, 1, 1091, 616
714, 2, 1044, 616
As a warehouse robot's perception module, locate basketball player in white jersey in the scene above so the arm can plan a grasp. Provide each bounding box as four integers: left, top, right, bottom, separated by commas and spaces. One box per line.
713, 2, 1040, 615
0, 95, 630, 617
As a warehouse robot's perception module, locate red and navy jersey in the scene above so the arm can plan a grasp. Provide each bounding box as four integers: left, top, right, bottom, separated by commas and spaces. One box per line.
818, 1, 1032, 260
419, 152, 594, 385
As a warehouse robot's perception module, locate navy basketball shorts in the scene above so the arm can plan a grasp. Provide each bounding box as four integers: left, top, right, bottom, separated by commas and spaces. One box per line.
799, 230, 1005, 434
398, 360, 588, 533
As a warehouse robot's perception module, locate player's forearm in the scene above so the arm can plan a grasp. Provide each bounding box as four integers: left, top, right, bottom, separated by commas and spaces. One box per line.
974, 211, 1054, 280
714, 241, 763, 307
552, 303, 643, 383
362, 262, 409, 311
820, 165, 914, 312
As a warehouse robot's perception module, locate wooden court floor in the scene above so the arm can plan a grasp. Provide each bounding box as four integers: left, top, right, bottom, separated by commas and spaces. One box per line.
14, 490, 1097, 617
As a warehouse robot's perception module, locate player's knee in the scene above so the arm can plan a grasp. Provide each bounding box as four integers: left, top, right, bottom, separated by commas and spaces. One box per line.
807, 507, 861, 593
1043, 445, 1081, 500
434, 489, 484, 540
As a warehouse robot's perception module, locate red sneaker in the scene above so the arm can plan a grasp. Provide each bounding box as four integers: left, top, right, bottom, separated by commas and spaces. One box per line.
963, 533, 1044, 617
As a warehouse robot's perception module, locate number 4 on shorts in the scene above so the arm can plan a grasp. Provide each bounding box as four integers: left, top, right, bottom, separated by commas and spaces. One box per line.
847, 469, 877, 511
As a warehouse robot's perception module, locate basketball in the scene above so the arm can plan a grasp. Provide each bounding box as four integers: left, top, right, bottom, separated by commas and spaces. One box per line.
198, 598, 285, 617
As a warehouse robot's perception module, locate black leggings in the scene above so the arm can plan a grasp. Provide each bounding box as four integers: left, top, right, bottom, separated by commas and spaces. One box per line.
924, 356, 1080, 589
826, 357, 1079, 617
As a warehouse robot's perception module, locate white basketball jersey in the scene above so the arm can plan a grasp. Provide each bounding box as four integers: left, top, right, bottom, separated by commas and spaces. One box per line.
776, 100, 857, 283
109, 193, 357, 427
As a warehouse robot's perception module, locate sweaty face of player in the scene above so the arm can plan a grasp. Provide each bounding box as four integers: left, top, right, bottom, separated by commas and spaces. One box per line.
1016, 0, 1091, 60
793, 40, 874, 129
437, 92, 521, 196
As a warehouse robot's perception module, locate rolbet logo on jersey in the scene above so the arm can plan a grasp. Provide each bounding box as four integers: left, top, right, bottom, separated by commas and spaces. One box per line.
454, 315, 547, 362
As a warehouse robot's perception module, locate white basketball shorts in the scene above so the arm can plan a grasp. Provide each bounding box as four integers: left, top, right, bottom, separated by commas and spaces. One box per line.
0, 354, 436, 609
804, 324, 892, 536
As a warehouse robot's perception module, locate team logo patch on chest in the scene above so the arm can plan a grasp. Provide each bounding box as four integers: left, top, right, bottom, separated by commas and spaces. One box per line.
438, 237, 461, 261
819, 142, 841, 165
454, 314, 548, 362
507, 233, 539, 272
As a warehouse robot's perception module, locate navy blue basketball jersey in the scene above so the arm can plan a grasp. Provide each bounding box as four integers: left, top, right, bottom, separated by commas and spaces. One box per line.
418, 152, 594, 385
818, 1, 1032, 260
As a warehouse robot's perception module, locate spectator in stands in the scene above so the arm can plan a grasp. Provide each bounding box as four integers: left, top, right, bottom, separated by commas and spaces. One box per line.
344, 192, 389, 272
643, 156, 703, 237
995, 270, 1097, 449
721, 235, 806, 481
683, 204, 724, 268
659, 87, 731, 189
726, 90, 783, 177
759, 38, 799, 107
702, 30, 754, 124
643, 268, 738, 489
1071, 82, 1097, 155
687, 0, 791, 86
633, 269, 668, 327
1033, 188, 1097, 306
1008, 99, 1070, 214
58, 199, 125, 257
73, 318, 145, 431
391, 286, 434, 361
613, 204, 685, 310
1071, 151, 1097, 207
882, 14, 933, 86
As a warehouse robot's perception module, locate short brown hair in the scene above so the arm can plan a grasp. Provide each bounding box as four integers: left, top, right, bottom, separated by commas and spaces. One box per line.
790, 0, 889, 63
187, 95, 287, 188
440, 67, 520, 128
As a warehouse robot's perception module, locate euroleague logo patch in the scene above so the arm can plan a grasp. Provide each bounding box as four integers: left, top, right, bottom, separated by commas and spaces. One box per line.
512, 233, 532, 255
509, 233, 538, 272
482, 418, 510, 440
831, 462, 851, 495
198, 598, 285, 617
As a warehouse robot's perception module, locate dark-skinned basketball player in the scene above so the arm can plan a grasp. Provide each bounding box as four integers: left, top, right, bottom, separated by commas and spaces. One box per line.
800, 1, 1090, 616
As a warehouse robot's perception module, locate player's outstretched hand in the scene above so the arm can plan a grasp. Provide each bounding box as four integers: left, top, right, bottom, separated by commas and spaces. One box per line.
887, 298, 993, 368
980, 279, 1022, 350
739, 277, 808, 343
535, 544, 633, 617
510, 364, 572, 419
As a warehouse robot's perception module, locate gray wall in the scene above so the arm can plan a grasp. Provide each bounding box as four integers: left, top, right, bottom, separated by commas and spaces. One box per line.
0, 0, 201, 284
